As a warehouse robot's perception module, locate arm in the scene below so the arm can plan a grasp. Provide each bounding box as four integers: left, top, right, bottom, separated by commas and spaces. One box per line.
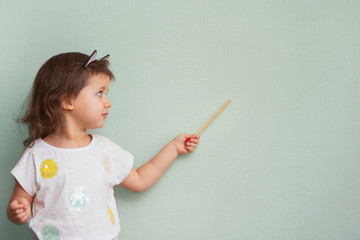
121, 134, 199, 192
7, 180, 34, 225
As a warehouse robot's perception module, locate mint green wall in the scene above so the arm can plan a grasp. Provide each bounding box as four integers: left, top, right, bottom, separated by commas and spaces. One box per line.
1, 1, 360, 239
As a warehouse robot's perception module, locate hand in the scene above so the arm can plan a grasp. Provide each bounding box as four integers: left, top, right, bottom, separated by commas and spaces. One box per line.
171, 134, 200, 155
8, 197, 31, 224
121, 134, 200, 192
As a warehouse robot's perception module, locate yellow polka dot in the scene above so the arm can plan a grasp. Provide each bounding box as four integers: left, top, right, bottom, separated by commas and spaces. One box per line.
108, 206, 115, 224
40, 159, 58, 179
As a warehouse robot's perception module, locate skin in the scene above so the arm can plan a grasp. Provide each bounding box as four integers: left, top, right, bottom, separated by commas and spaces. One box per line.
7, 73, 199, 224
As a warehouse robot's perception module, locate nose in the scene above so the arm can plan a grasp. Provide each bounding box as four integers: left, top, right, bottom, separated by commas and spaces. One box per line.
104, 96, 112, 108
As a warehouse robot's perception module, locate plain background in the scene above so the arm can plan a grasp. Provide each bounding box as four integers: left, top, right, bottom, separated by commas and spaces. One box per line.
1, 1, 360, 239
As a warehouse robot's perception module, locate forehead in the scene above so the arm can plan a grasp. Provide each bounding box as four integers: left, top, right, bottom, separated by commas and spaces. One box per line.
84, 73, 111, 88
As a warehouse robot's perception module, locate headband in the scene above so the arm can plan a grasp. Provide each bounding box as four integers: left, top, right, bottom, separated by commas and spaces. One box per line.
84, 50, 110, 68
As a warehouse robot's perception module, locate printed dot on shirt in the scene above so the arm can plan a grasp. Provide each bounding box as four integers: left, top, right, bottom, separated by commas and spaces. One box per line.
69, 188, 89, 211
42, 225, 60, 240
108, 206, 115, 224
101, 155, 111, 174
40, 159, 58, 179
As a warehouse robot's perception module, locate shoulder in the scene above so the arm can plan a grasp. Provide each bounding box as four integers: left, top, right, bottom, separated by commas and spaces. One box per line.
21, 138, 50, 156
91, 134, 130, 153
92, 134, 118, 146
92, 134, 133, 153
12, 139, 47, 171
92, 134, 133, 164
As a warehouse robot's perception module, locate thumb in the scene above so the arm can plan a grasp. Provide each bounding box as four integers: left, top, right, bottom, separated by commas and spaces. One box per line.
17, 198, 29, 209
9, 199, 23, 210
184, 134, 199, 139
184, 134, 199, 144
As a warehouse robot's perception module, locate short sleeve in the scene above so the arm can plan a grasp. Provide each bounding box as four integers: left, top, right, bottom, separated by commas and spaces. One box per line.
11, 149, 38, 197
111, 148, 134, 185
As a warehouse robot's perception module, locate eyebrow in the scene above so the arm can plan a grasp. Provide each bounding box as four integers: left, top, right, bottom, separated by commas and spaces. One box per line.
96, 86, 110, 92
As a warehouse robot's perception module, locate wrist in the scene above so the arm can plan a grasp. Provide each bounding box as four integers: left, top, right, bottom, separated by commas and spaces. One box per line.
166, 141, 179, 157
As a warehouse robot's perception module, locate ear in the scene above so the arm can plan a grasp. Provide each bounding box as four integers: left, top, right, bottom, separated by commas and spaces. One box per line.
61, 95, 75, 110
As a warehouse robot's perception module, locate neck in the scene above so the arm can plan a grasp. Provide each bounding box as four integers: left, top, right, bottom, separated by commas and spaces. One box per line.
42, 127, 92, 148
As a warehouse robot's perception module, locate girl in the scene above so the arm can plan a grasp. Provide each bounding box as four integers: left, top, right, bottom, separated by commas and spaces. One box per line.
7, 50, 199, 240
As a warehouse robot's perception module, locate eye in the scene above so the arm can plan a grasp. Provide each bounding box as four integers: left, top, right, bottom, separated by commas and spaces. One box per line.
97, 91, 103, 97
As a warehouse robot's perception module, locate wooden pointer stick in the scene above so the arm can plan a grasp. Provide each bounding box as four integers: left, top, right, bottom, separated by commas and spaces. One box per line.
186, 99, 232, 143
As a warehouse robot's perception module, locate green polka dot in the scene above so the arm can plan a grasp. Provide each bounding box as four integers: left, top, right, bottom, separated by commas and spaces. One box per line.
69, 188, 88, 211
42, 225, 60, 240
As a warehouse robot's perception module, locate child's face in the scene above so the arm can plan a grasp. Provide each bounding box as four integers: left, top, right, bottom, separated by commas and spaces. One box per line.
70, 73, 112, 130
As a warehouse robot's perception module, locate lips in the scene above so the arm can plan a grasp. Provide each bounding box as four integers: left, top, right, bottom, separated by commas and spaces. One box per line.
102, 112, 108, 117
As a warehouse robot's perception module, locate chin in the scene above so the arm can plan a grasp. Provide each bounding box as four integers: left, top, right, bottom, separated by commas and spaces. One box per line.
88, 122, 105, 130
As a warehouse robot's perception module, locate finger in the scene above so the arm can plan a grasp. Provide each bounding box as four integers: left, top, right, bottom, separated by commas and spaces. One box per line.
185, 138, 199, 145
186, 142, 197, 148
192, 134, 199, 139
9, 201, 24, 210
191, 139, 199, 144
15, 211, 27, 220
184, 146, 195, 153
18, 198, 30, 209
18, 214, 30, 224
183, 134, 198, 140
14, 208, 25, 215
10, 208, 23, 216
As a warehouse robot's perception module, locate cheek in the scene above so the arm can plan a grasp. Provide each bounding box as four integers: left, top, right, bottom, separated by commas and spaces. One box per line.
87, 100, 104, 115
74, 96, 103, 116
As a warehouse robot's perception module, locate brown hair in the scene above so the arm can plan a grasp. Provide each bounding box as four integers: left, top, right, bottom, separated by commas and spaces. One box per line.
20, 52, 114, 146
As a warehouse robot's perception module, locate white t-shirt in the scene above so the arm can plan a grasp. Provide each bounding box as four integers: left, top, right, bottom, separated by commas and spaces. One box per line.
11, 135, 134, 240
